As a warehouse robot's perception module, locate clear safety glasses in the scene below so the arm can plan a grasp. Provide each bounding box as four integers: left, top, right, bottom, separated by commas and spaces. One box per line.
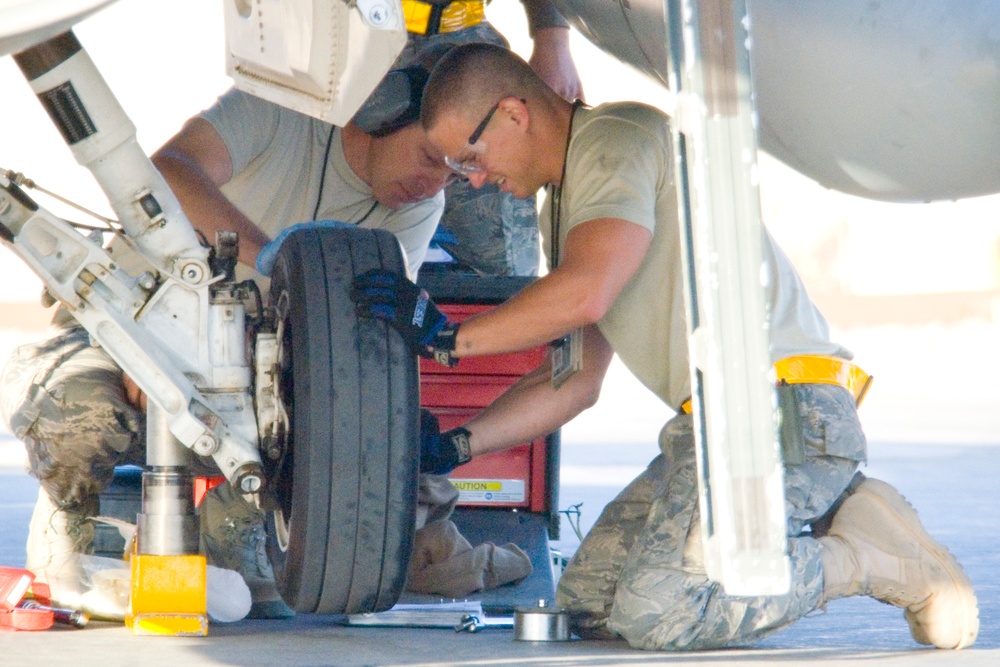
442, 99, 524, 176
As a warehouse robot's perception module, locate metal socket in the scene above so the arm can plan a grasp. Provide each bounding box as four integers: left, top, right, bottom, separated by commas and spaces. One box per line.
513, 602, 570, 641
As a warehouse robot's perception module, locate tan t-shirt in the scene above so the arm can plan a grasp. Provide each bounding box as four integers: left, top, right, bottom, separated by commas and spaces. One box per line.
202, 89, 442, 277
110, 89, 442, 281
538, 102, 848, 409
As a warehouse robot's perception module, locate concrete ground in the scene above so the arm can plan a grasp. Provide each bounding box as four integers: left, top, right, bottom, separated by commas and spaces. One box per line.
2, 436, 998, 666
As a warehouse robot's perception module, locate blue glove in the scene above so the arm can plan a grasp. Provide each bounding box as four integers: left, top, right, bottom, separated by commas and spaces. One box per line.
255, 220, 353, 276
351, 269, 460, 366
420, 409, 472, 475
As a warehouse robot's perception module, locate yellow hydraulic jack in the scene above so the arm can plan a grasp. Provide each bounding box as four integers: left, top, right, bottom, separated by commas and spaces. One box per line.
127, 553, 207, 636
126, 405, 208, 636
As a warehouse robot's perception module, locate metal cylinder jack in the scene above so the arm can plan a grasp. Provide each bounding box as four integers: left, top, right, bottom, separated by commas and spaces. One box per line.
128, 402, 208, 636
513, 599, 571, 642
136, 402, 199, 555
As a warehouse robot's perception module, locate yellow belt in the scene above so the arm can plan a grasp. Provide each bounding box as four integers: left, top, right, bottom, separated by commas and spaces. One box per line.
679, 354, 873, 414
402, 0, 486, 36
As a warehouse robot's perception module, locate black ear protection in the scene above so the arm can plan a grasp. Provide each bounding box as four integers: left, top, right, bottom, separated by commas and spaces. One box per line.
350, 44, 455, 137
352, 66, 430, 137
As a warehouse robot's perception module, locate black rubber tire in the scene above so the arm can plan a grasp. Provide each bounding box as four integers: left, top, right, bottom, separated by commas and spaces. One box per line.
264, 226, 419, 615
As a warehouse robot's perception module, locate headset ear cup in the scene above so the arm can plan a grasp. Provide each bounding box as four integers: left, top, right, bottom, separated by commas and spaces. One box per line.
352, 69, 414, 136
350, 45, 455, 138
370, 66, 430, 137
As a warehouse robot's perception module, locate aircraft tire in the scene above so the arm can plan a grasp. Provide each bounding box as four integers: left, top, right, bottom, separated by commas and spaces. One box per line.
263, 225, 418, 615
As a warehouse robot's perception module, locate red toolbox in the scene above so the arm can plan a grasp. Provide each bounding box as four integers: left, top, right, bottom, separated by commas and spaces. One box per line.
417, 274, 561, 538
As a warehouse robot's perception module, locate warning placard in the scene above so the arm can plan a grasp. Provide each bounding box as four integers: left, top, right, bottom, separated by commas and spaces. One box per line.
449, 479, 526, 504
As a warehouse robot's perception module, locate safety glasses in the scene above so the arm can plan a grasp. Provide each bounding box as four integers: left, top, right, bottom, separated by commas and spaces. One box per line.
443, 99, 524, 176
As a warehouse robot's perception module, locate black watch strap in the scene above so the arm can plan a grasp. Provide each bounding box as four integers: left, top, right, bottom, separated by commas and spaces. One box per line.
443, 427, 473, 467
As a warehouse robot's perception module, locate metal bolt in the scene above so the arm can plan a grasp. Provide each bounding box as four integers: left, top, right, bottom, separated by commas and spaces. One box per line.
262, 436, 282, 460
180, 262, 204, 283
239, 474, 262, 493
193, 434, 218, 456
454, 615, 481, 633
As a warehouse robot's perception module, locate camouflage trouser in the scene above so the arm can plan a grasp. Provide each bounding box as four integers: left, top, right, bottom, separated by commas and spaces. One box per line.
557, 383, 867, 650
0, 324, 144, 516
438, 181, 538, 276
373, 23, 540, 277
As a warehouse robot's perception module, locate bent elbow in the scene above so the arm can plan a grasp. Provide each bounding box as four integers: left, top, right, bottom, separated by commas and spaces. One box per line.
575, 368, 605, 412
581, 384, 602, 411
575, 291, 614, 326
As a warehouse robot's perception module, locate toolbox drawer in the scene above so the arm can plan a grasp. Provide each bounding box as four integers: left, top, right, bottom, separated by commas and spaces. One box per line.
421, 374, 517, 408
418, 304, 546, 378
424, 407, 548, 512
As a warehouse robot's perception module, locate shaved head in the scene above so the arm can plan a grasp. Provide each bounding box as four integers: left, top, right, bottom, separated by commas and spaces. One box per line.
421, 43, 549, 132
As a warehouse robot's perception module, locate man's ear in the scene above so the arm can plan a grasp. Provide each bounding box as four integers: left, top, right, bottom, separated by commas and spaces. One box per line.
499, 97, 529, 130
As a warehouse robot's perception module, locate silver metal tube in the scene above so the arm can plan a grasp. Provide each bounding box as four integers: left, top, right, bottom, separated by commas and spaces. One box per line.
668, 0, 789, 595
137, 402, 198, 555
147, 400, 192, 468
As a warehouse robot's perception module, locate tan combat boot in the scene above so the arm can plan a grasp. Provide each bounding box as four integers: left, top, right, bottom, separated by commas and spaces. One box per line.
200, 483, 294, 619
818, 477, 978, 649
25, 488, 94, 607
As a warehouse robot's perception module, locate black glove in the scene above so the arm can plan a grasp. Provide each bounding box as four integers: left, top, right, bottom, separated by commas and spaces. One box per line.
419, 408, 473, 475
352, 269, 460, 366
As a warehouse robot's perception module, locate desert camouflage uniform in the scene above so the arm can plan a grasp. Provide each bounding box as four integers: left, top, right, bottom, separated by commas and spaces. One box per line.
437, 178, 538, 276
0, 321, 144, 516
557, 383, 866, 650
364, 22, 539, 277
0, 318, 291, 615
0, 317, 220, 511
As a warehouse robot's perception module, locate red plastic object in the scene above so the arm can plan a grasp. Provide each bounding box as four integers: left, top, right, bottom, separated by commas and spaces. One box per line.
0, 605, 54, 631
193, 476, 226, 507
0, 568, 54, 631
0, 567, 33, 612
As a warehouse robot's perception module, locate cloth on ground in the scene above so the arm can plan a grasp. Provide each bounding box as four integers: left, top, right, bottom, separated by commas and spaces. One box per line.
407, 474, 532, 597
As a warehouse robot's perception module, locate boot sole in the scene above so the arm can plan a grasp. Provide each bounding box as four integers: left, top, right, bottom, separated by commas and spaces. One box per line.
854, 478, 979, 649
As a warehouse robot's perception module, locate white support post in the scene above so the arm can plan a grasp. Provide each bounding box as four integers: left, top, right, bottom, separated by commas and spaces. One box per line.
667, 0, 789, 595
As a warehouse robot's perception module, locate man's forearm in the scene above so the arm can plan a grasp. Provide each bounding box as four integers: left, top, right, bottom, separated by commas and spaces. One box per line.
522, 0, 583, 101
463, 324, 613, 457
455, 268, 600, 358
453, 218, 652, 359
522, 0, 570, 36
153, 152, 271, 268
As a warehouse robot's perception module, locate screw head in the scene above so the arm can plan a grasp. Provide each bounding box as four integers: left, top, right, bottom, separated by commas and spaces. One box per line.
180, 262, 205, 283
368, 3, 389, 26
239, 475, 262, 493
193, 434, 218, 455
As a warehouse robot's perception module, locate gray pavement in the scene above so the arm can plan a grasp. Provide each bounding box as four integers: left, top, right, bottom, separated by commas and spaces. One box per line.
2, 433, 997, 666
